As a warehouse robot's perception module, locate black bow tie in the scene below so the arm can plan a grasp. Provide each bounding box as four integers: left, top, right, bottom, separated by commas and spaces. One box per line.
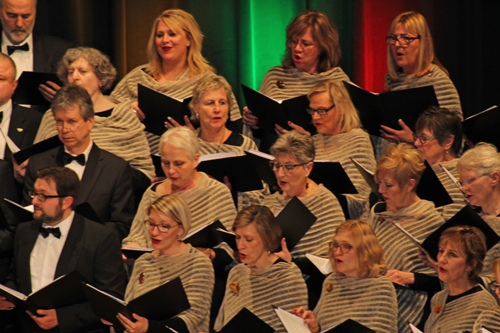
63, 152, 85, 166
7, 43, 29, 55
39, 226, 61, 239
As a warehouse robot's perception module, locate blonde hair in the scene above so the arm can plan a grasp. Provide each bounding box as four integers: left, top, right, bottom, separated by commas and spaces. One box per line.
147, 194, 192, 238
282, 10, 341, 72
375, 143, 425, 188
145, 9, 214, 78
188, 75, 234, 121
330, 220, 387, 278
387, 11, 448, 81
307, 80, 360, 134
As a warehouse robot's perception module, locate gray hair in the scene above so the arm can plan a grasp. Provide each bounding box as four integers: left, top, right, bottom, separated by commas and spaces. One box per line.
159, 127, 199, 160
188, 75, 233, 121
147, 194, 192, 238
51, 85, 94, 120
270, 130, 315, 164
57, 47, 117, 91
458, 143, 500, 175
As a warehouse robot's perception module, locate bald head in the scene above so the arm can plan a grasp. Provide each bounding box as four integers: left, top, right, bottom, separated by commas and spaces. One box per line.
0, 53, 18, 107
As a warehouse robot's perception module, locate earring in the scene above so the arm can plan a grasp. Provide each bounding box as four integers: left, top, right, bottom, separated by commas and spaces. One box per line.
195, 113, 199, 119
305, 181, 309, 190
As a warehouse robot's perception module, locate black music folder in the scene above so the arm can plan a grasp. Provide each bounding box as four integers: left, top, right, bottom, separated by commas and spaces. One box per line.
323, 319, 376, 333
276, 196, 317, 251
182, 220, 237, 251
12, 72, 63, 106
121, 246, 154, 260
244, 150, 277, 188
0, 271, 87, 313
85, 276, 190, 329
416, 161, 453, 208
343, 81, 439, 136
12, 135, 62, 164
241, 84, 312, 133
138, 84, 192, 136
309, 161, 357, 195
218, 307, 273, 333
462, 105, 500, 149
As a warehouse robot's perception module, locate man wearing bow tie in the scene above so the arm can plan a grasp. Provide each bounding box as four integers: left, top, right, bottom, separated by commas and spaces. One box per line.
22, 85, 135, 240
0, 0, 74, 79
0, 166, 127, 332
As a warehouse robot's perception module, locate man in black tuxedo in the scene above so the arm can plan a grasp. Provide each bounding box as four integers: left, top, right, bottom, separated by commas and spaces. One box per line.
0, 166, 127, 332
23, 85, 135, 240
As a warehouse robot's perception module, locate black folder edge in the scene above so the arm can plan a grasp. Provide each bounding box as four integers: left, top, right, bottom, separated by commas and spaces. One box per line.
12, 72, 63, 106
217, 307, 273, 333
462, 105, 500, 150
421, 205, 500, 261
244, 150, 277, 188
3, 198, 32, 223
12, 135, 62, 165
350, 157, 382, 200
416, 161, 454, 208
183, 220, 237, 251
322, 318, 376, 333
309, 161, 358, 195
121, 248, 154, 260
276, 196, 317, 251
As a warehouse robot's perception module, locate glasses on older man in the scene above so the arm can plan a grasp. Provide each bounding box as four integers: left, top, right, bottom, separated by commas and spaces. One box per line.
329, 241, 353, 254
386, 34, 420, 46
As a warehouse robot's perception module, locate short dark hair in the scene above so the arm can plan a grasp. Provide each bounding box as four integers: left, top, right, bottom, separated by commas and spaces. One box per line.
36, 167, 80, 209
415, 106, 463, 157
232, 205, 282, 253
51, 85, 94, 121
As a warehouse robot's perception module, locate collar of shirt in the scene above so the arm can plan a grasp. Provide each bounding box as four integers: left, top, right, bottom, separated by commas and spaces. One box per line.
1, 32, 33, 54
0, 100, 13, 160
63, 140, 92, 179
64, 139, 93, 162
42, 211, 75, 239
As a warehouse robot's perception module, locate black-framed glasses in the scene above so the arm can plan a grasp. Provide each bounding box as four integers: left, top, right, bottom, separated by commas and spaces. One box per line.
144, 220, 179, 233
306, 104, 336, 116
386, 34, 420, 46
329, 241, 353, 254
269, 161, 311, 174
458, 174, 490, 188
29, 191, 67, 202
413, 133, 436, 144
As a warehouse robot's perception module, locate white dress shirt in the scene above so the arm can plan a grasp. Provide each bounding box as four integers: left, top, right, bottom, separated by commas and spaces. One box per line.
1, 33, 33, 80
64, 141, 93, 180
0, 100, 13, 159
30, 211, 74, 293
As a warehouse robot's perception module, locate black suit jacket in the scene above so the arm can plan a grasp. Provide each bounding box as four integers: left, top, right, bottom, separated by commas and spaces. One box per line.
32, 34, 75, 73
6, 213, 127, 333
23, 144, 135, 239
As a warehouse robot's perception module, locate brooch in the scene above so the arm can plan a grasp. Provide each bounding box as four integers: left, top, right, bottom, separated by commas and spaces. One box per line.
138, 273, 145, 284
378, 217, 385, 222
326, 283, 333, 292
434, 304, 442, 313
230, 281, 239, 294
276, 80, 285, 89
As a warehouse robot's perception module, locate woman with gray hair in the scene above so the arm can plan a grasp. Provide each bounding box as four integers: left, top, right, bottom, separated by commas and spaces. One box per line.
34, 47, 155, 194
457, 143, 500, 284
260, 130, 345, 307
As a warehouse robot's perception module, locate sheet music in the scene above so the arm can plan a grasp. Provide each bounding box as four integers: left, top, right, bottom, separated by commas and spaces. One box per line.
274, 307, 310, 333
4, 198, 34, 212
305, 253, 332, 275
409, 323, 423, 333
198, 151, 237, 162
464, 105, 498, 121
247, 149, 273, 160
481, 328, 493, 333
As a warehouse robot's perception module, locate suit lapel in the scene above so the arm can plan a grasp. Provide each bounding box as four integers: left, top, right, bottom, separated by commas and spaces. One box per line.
32, 35, 49, 73
7, 105, 28, 148
18, 221, 42, 294
54, 214, 84, 278
78, 144, 102, 203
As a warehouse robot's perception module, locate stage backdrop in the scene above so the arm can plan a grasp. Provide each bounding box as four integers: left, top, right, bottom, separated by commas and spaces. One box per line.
34, 0, 499, 118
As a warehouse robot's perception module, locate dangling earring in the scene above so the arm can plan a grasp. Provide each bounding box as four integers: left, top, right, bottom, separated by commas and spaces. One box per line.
305, 181, 309, 190
195, 113, 199, 119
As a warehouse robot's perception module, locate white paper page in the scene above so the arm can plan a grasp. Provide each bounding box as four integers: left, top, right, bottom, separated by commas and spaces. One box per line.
409, 323, 423, 333
440, 165, 462, 191
85, 284, 126, 305
481, 328, 493, 333
247, 149, 274, 160
274, 307, 310, 333
305, 253, 332, 275
121, 245, 154, 252
394, 223, 422, 244
198, 151, 237, 162
216, 228, 234, 235
4, 198, 34, 212
464, 105, 498, 121
0, 283, 27, 300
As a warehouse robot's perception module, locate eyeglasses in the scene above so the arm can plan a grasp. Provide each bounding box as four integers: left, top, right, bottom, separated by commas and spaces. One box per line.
29, 191, 67, 202
269, 161, 311, 174
386, 34, 420, 46
306, 104, 336, 116
329, 241, 353, 254
54, 119, 85, 131
413, 133, 436, 144
144, 220, 179, 233
288, 39, 316, 50
459, 174, 490, 188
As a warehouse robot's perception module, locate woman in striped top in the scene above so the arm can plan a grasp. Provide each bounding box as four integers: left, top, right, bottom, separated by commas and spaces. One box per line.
369, 143, 444, 333
214, 206, 308, 333
473, 258, 500, 333
242, 10, 350, 151
425, 226, 497, 333
293, 220, 398, 333
458, 143, 500, 285
110, 9, 241, 155
379, 12, 462, 159
413, 106, 466, 220
105, 194, 214, 333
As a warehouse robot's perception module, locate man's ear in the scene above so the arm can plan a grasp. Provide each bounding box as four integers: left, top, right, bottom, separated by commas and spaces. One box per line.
62, 196, 74, 210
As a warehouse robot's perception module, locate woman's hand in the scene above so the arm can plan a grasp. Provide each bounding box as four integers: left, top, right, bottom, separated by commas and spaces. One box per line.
101, 318, 113, 326
292, 307, 320, 333
131, 101, 146, 121
275, 122, 310, 137
0, 296, 15, 310
117, 313, 148, 333
165, 115, 196, 132
380, 119, 414, 143
274, 238, 292, 262
385, 269, 415, 285
243, 107, 259, 129
418, 250, 438, 271
38, 81, 61, 102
